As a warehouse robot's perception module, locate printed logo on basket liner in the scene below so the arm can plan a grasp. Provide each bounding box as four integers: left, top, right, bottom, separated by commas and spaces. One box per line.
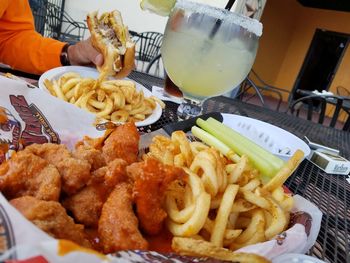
0, 95, 60, 162
0, 204, 16, 259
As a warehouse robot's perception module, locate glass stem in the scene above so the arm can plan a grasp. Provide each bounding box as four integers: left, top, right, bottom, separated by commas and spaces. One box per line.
177, 98, 203, 119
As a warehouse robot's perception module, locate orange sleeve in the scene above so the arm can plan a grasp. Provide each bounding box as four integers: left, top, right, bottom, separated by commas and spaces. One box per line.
0, 0, 66, 75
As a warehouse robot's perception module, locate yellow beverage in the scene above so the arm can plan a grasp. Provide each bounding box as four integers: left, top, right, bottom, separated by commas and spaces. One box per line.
162, 27, 256, 100
161, 0, 261, 102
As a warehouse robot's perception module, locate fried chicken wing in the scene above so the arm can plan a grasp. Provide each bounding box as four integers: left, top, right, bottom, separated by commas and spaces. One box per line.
102, 122, 140, 164
101, 158, 128, 186
75, 130, 114, 151
10, 196, 91, 248
62, 186, 104, 228
24, 143, 91, 195
84, 228, 103, 252
98, 182, 148, 253
58, 158, 92, 195
0, 151, 61, 201
127, 158, 186, 235
73, 144, 106, 171
63, 158, 128, 227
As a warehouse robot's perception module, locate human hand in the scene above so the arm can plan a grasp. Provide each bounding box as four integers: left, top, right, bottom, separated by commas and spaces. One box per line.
67, 38, 103, 67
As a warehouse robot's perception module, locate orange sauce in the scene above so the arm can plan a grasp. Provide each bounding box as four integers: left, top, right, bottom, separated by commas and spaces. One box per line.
146, 230, 173, 253
58, 233, 173, 258
0, 144, 9, 155
283, 185, 293, 194
0, 161, 9, 174
57, 239, 107, 260
0, 108, 7, 123
0, 108, 10, 159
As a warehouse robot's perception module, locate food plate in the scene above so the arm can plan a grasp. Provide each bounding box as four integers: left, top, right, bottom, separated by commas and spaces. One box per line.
222, 113, 311, 161
38, 66, 162, 127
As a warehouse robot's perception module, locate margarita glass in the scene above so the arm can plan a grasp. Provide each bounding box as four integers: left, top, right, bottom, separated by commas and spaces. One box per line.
161, 0, 262, 119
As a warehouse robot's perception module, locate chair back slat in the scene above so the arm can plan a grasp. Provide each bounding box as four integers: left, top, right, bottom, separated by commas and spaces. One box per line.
145, 54, 162, 74
132, 31, 164, 77
135, 32, 163, 62
318, 98, 327, 124
330, 98, 343, 128
344, 116, 350, 131
306, 97, 315, 121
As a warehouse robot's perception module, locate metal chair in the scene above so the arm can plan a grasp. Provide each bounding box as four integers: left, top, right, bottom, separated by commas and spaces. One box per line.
128, 30, 140, 40
289, 94, 350, 131
45, 3, 88, 44
145, 54, 165, 78
133, 32, 163, 72
29, 0, 49, 35
236, 77, 266, 107
237, 69, 291, 111
58, 17, 88, 44
30, 1, 87, 44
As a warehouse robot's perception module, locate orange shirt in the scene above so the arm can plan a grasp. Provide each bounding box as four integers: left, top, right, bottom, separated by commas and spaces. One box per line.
0, 0, 65, 75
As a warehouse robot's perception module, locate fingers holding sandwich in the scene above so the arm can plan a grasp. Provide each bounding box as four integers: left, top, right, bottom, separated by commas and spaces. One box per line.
67, 38, 104, 67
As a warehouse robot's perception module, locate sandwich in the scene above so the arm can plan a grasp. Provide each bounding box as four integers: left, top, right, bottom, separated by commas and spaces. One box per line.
87, 10, 135, 78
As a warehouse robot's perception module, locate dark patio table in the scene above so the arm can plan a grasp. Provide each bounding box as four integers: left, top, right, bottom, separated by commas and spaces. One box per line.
129, 71, 350, 263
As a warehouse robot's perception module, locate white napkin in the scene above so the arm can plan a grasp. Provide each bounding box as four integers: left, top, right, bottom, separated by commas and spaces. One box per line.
312, 90, 334, 96
152, 86, 183, 104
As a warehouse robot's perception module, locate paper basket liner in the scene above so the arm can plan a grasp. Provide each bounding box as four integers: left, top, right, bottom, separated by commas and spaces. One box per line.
0, 76, 322, 262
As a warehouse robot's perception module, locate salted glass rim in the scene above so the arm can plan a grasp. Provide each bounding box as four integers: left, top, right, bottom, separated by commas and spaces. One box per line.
173, 0, 263, 37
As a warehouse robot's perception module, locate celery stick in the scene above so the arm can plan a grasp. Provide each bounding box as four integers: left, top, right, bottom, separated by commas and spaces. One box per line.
191, 126, 240, 163
206, 117, 285, 170
196, 118, 278, 177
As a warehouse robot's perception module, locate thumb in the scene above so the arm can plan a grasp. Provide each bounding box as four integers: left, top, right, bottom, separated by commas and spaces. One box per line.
84, 41, 103, 66
93, 53, 104, 66
68, 39, 103, 66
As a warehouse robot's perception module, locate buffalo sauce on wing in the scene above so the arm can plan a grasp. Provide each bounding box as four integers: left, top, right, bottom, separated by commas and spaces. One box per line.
146, 229, 173, 253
